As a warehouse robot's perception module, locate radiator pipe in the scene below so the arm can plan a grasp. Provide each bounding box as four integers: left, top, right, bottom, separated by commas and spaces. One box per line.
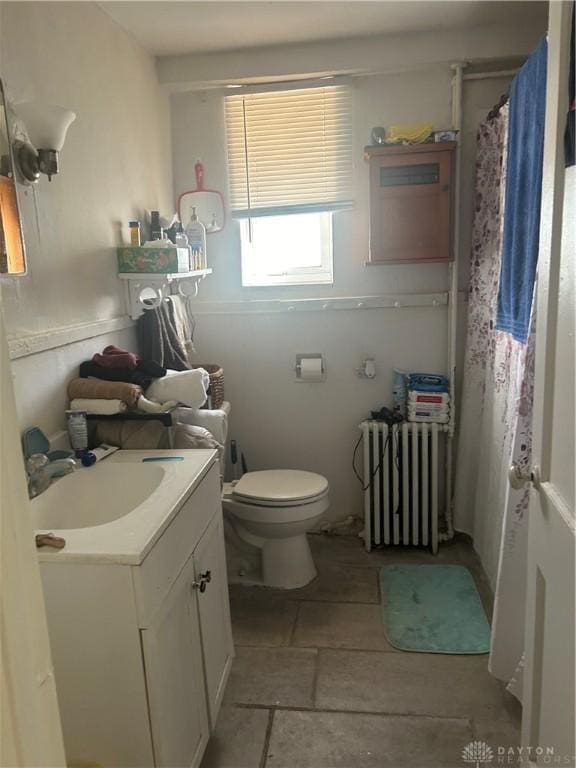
441, 61, 467, 542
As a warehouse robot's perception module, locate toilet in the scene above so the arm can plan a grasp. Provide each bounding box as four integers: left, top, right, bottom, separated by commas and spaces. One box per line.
222, 469, 329, 589
177, 402, 328, 589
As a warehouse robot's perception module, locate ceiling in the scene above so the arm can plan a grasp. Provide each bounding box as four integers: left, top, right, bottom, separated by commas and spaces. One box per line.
100, 1, 547, 58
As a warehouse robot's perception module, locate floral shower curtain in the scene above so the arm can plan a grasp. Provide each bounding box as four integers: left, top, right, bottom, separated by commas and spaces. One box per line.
454, 104, 536, 700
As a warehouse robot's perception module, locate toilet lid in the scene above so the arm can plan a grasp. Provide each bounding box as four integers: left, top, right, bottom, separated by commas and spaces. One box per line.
232, 470, 328, 504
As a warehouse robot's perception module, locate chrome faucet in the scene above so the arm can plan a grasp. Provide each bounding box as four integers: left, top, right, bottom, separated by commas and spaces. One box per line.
27, 454, 78, 499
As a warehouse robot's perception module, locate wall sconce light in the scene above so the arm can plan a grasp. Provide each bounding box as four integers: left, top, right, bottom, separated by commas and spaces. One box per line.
13, 102, 75, 182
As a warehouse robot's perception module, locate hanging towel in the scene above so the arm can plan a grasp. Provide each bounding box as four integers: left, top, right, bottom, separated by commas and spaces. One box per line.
496, 37, 547, 343
166, 295, 195, 366
137, 302, 190, 372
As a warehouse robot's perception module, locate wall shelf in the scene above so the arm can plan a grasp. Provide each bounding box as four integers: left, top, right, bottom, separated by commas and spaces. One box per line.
119, 269, 212, 320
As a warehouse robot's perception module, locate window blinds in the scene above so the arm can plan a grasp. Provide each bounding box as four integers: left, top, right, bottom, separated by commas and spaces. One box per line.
225, 84, 352, 218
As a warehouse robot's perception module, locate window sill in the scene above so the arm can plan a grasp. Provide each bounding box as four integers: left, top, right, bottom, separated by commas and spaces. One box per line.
241, 273, 334, 288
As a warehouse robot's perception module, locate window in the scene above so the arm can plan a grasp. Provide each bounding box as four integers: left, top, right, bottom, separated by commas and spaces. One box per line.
225, 83, 352, 287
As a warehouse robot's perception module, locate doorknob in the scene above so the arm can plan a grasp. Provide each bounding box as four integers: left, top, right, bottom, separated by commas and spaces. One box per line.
509, 463, 540, 490
192, 570, 212, 594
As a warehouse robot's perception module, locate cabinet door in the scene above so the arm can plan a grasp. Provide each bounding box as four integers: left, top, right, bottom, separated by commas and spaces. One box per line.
369, 150, 452, 263
193, 512, 234, 727
141, 554, 209, 768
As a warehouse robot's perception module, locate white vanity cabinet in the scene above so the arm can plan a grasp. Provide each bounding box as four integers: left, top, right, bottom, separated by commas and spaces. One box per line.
38, 458, 234, 768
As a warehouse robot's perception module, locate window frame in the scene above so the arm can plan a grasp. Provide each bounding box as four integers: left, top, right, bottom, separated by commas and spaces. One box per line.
238, 210, 334, 288
224, 79, 352, 288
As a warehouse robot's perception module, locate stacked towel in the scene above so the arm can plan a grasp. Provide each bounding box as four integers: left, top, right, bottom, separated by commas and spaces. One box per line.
69, 398, 127, 416
67, 378, 142, 408
407, 373, 450, 424
79, 346, 167, 390
146, 368, 209, 409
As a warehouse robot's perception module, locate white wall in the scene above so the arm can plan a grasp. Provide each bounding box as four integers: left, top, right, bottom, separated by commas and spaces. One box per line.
0, 2, 172, 436
166, 24, 545, 524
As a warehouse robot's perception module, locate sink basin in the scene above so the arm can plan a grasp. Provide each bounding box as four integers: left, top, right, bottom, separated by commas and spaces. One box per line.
30, 449, 218, 565
32, 462, 165, 530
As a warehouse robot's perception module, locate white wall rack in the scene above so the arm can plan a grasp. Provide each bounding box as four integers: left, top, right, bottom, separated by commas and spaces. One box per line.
119, 269, 212, 320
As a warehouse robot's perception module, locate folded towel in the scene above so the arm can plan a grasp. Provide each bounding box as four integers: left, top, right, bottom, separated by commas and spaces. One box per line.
92, 345, 139, 370
95, 420, 166, 450
79, 361, 154, 389
173, 424, 224, 464
69, 398, 127, 415
174, 404, 229, 446
68, 378, 142, 408
146, 368, 209, 409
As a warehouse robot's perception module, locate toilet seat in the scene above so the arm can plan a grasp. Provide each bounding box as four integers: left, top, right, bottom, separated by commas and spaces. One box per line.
231, 470, 328, 507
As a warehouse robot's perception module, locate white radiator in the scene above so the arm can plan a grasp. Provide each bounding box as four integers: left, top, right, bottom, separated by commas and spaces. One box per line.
361, 421, 446, 554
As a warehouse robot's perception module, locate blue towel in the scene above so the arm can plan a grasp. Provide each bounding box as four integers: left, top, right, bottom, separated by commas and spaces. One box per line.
496, 37, 547, 343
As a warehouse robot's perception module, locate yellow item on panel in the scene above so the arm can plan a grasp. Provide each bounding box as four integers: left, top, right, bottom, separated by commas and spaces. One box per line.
386, 123, 434, 144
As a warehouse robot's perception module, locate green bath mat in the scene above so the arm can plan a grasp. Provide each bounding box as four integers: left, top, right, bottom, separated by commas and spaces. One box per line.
380, 564, 491, 654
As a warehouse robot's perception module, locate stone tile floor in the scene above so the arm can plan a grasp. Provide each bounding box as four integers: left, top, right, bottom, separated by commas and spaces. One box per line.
202, 534, 521, 768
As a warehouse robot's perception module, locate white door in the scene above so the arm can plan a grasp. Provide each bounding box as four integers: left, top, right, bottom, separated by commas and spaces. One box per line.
193, 512, 234, 727
520, 3, 575, 765
0, 309, 66, 764
141, 553, 209, 768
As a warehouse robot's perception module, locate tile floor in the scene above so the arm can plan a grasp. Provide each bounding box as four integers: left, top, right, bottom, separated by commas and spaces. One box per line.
202, 534, 521, 768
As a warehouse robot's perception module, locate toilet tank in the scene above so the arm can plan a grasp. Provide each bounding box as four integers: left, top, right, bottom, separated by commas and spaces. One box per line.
175, 402, 230, 475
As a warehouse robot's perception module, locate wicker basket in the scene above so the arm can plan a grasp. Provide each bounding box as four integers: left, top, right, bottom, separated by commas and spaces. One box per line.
193, 364, 224, 410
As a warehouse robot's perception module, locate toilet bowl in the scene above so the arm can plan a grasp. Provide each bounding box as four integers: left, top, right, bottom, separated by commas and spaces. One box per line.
222, 469, 329, 589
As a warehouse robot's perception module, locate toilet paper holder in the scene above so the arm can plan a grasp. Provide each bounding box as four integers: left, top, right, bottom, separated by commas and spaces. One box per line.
295, 353, 326, 382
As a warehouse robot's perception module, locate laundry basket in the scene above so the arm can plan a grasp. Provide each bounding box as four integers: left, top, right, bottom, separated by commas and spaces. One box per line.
193, 364, 224, 409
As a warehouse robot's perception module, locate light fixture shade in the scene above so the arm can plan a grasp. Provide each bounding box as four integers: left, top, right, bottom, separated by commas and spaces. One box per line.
15, 102, 76, 151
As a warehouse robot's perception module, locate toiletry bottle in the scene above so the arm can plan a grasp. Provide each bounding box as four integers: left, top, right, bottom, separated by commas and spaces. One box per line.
65, 410, 88, 456
185, 206, 207, 269
175, 230, 192, 269
129, 220, 141, 246
150, 210, 162, 241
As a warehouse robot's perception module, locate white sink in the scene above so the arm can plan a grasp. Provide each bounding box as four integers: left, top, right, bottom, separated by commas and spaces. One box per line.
31, 449, 219, 564
32, 462, 165, 530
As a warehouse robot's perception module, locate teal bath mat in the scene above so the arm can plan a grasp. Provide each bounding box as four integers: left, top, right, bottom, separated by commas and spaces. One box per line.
380, 564, 491, 654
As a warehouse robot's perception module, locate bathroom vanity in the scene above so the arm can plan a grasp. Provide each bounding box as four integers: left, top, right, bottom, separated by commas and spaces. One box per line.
33, 450, 233, 768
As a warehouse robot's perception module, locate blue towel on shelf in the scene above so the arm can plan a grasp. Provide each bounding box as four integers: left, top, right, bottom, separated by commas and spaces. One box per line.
496, 37, 548, 343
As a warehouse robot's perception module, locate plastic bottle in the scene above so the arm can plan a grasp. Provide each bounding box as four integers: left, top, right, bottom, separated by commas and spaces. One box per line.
65, 410, 88, 455
150, 210, 162, 241
392, 368, 409, 418
129, 220, 141, 246
184, 206, 207, 269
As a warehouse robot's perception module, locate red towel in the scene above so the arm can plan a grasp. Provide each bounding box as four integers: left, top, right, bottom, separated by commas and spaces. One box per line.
92, 345, 139, 370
